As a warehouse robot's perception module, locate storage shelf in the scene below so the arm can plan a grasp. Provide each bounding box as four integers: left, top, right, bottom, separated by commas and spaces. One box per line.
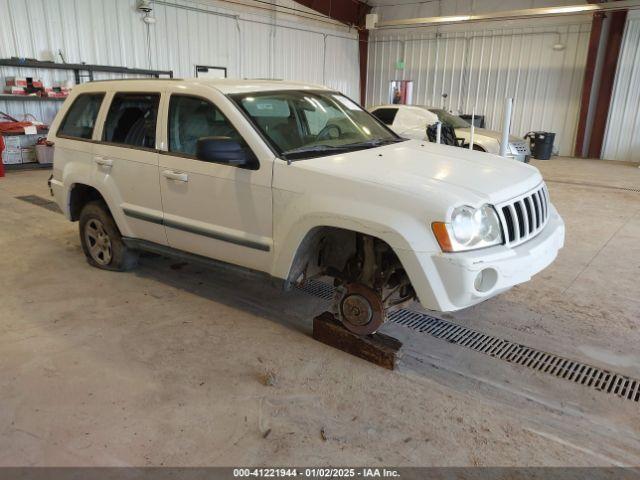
0, 58, 173, 84
0, 94, 65, 102
4, 163, 52, 171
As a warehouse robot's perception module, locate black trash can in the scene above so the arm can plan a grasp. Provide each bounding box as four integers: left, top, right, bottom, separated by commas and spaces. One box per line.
524, 131, 555, 160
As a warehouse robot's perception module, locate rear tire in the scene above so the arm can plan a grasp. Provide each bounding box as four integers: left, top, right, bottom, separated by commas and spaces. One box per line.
79, 201, 138, 271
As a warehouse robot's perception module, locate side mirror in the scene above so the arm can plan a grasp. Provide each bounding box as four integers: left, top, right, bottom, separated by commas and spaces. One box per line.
196, 137, 257, 169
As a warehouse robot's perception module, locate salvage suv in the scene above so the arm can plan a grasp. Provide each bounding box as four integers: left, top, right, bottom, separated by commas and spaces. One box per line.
49, 79, 565, 335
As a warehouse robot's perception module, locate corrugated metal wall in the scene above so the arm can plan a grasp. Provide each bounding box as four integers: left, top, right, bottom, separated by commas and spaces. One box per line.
366, 22, 592, 156
602, 11, 640, 162
0, 0, 359, 124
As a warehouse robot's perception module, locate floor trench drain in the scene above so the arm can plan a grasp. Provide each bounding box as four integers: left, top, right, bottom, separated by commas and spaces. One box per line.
298, 279, 640, 403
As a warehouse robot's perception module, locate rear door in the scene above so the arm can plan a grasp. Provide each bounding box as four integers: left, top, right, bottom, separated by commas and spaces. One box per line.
52, 92, 106, 215
157, 87, 273, 273
93, 90, 167, 245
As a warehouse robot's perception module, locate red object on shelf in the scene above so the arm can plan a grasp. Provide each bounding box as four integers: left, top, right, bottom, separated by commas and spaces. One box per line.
0, 135, 5, 177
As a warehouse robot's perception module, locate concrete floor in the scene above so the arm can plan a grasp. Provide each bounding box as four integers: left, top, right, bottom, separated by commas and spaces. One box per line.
0, 157, 639, 466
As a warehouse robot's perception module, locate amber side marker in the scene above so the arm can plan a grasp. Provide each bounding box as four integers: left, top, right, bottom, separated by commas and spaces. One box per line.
431, 222, 453, 252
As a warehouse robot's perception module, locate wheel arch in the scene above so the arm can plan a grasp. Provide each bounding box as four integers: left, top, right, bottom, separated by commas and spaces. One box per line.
274, 216, 414, 290
472, 143, 486, 152
68, 183, 109, 221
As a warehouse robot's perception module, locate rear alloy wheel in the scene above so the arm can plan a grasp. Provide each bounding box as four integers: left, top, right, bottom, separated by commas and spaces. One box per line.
79, 201, 138, 271
337, 283, 385, 335
84, 218, 113, 266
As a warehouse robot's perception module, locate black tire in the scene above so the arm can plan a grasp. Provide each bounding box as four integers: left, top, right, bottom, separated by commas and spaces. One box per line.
472, 144, 486, 152
79, 200, 138, 271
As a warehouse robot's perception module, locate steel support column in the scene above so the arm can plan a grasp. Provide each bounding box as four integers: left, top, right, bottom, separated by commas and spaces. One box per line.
588, 10, 628, 158
294, 0, 371, 104
574, 12, 605, 157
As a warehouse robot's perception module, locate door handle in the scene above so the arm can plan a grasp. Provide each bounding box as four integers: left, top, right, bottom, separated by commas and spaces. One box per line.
94, 156, 113, 167
162, 170, 189, 182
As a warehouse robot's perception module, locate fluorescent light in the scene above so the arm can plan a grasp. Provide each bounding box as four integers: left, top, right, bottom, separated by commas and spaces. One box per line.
434, 15, 471, 23
545, 5, 598, 14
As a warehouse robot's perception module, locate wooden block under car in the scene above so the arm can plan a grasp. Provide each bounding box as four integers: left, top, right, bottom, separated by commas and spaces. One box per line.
312, 311, 402, 370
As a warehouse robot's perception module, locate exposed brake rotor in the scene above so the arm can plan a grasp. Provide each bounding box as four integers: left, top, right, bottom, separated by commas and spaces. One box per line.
336, 283, 385, 335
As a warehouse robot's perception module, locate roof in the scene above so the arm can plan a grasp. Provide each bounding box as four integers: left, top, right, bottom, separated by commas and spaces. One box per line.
73, 78, 332, 95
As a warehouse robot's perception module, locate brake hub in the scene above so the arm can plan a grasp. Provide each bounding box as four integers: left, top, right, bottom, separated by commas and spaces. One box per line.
337, 283, 385, 335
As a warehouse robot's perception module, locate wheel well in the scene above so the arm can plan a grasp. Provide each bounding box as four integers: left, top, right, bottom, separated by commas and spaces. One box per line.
285, 226, 408, 291
472, 144, 486, 152
69, 184, 105, 221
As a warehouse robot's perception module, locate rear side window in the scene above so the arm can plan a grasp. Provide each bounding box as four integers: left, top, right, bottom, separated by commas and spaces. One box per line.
102, 93, 160, 149
371, 107, 398, 125
57, 93, 104, 139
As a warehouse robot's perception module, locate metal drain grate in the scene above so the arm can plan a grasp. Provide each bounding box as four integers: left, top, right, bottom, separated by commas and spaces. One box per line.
15, 195, 61, 213
299, 279, 640, 403
546, 179, 640, 194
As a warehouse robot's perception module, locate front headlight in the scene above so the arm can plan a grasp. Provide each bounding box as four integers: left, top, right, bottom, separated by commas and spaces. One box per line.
432, 204, 502, 252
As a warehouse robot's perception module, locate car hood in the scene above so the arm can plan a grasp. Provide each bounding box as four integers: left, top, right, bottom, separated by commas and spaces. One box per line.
296, 140, 542, 205
458, 128, 524, 144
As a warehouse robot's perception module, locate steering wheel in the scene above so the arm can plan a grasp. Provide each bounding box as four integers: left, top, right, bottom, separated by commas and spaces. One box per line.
317, 123, 342, 141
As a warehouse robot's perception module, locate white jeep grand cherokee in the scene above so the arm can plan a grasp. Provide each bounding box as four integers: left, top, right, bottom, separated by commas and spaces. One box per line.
49, 79, 564, 335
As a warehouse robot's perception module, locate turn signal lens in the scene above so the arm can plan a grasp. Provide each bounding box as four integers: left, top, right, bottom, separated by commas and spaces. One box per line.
432, 222, 453, 252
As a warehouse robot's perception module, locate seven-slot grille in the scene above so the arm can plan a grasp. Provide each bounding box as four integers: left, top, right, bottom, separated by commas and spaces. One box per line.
497, 184, 549, 247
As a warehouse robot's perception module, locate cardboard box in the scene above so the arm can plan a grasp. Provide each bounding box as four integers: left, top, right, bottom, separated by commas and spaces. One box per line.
5, 77, 42, 88
2, 148, 23, 165
5, 77, 27, 87
2, 134, 40, 149
3, 86, 26, 95
43, 87, 69, 98
20, 148, 37, 163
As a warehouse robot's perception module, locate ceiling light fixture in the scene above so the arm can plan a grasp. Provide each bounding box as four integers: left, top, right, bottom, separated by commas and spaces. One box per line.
371, 0, 640, 29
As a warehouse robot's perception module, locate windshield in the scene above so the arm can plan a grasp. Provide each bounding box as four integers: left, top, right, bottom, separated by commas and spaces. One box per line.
230, 90, 403, 160
430, 109, 470, 129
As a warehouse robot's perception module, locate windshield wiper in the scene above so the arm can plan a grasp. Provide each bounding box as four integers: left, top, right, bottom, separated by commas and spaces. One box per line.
342, 138, 406, 149
281, 144, 353, 159
281, 138, 406, 160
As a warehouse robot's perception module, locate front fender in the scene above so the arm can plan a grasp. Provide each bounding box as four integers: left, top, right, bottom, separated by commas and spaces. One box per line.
270, 190, 440, 281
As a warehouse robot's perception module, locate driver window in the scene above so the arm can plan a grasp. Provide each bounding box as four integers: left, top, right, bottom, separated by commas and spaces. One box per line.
168, 95, 243, 157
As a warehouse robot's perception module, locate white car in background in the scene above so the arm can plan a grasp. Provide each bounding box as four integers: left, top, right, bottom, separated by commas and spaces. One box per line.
49, 79, 562, 336
369, 104, 531, 162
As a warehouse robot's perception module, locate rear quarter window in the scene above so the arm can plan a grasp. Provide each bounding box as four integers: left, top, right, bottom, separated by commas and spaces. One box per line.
57, 93, 105, 139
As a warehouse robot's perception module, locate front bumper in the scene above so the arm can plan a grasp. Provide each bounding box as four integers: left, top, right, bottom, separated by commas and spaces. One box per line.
401, 204, 565, 312
506, 153, 530, 163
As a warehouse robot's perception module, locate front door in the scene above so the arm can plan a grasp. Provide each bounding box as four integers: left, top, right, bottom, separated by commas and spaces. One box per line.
158, 93, 273, 273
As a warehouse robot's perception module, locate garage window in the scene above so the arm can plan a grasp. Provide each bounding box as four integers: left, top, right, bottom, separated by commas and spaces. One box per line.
57, 93, 105, 139
102, 93, 160, 149
371, 108, 398, 125
168, 95, 244, 157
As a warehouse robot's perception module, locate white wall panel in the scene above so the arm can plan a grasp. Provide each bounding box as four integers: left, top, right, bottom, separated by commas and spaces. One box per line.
366, 22, 591, 156
0, 0, 359, 124
602, 11, 640, 162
